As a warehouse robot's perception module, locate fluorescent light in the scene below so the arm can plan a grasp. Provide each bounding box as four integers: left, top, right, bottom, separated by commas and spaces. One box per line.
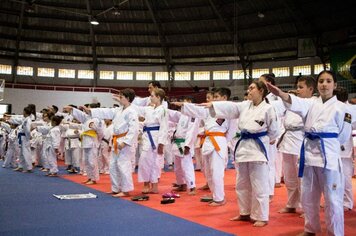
90, 17, 99, 25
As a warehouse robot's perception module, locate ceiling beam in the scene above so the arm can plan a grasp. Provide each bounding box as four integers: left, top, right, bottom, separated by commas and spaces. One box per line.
85, 0, 98, 87
145, 0, 173, 90
12, 2, 25, 84
207, 0, 248, 74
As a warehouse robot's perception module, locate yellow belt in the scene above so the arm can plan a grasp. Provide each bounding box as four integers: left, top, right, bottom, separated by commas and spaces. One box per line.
80, 130, 97, 140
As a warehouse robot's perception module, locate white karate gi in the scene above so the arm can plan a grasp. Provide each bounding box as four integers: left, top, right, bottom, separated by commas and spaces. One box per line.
98, 123, 113, 174
277, 109, 304, 209
137, 105, 168, 184
43, 126, 61, 174
91, 106, 139, 193
11, 116, 32, 171
2, 123, 19, 168
182, 103, 236, 202
168, 109, 199, 189
286, 95, 351, 235
72, 108, 103, 182
61, 124, 81, 169
340, 103, 356, 210
212, 100, 279, 221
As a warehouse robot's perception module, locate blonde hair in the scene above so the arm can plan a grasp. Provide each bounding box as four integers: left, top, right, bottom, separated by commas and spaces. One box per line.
153, 88, 166, 102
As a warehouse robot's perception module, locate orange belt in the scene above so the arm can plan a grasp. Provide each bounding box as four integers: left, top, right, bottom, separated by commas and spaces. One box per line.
197, 134, 206, 147
112, 132, 128, 154
201, 131, 226, 152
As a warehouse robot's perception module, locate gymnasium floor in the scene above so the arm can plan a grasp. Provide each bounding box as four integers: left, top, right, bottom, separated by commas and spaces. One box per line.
1, 161, 356, 236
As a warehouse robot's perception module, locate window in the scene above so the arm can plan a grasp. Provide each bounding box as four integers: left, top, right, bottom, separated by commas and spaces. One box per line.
155, 72, 169, 81
252, 68, 269, 79
117, 71, 133, 80
213, 71, 230, 80
100, 71, 114, 80
194, 71, 210, 81
38, 67, 55, 77
293, 65, 311, 76
58, 69, 75, 78
272, 67, 290, 77
0, 64, 11, 74
232, 70, 245, 80
136, 72, 152, 81
314, 63, 330, 75
17, 66, 33, 76
78, 70, 94, 79
174, 71, 190, 81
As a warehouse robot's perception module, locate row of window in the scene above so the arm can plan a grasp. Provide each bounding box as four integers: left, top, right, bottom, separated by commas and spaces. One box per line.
0, 64, 330, 81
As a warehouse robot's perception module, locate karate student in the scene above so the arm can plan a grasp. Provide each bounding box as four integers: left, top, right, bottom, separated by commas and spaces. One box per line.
277, 76, 316, 214
37, 116, 62, 176
64, 104, 103, 185
98, 119, 113, 174
195, 91, 214, 178
174, 88, 237, 206
88, 89, 139, 197
61, 118, 82, 174
11, 107, 33, 173
204, 81, 279, 226
259, 73, 284, 197
137, 88, 168, 194
334, 87, 355, 211
168, 97, 200, 195
1, 121, 19, 168
266, 70, 351, 236
132, 81, 168, 108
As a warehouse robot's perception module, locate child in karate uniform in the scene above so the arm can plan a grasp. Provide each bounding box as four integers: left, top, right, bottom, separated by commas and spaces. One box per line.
266, 70, 351, 236
205, 81, 280, 226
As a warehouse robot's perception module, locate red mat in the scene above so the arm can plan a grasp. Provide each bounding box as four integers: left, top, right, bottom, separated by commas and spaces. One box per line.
62, 169, 356, 236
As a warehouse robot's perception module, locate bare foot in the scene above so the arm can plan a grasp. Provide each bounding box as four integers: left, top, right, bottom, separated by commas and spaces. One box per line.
113, 192, 130, 198
278, 207, 297, 213
230, 215, 251, 221
85, 180, 96, 185
253, 221, 268, 227
296, 232, 316, 236
209, 199, 226, 207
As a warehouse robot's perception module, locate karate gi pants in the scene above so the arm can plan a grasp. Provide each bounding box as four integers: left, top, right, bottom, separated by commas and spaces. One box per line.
282, 153, 301, 208
110, 146, 134, 193
236, 161, 269, 221
301, 166, 344, 235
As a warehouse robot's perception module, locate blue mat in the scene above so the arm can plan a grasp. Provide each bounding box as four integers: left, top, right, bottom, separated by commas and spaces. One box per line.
0, 163, 233, 236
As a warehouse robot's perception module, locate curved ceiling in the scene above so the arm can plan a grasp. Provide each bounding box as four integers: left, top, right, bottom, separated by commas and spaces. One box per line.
0, 0, 355, 68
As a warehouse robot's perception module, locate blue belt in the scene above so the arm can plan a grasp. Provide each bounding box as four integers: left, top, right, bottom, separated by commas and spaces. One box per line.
143, 126, 160, 149
298, 132, 338, 177
17, 132, 26, 145
234, 131, 268, 160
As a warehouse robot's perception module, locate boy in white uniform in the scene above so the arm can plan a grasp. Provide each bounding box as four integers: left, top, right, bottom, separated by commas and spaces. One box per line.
277, 76, 316, 214
168, 97, 200, 195
137, 88, 168, 194
266, 70, 351, 236
89, 89, 139, 197
174, 88, 237, 206
65, 104, 103, 185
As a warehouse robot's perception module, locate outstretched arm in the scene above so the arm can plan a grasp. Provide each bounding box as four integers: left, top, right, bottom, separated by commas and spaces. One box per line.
265, 82, 291, 104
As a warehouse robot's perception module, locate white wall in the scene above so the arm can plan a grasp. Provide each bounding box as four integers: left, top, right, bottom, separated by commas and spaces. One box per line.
2, 88, 115, 114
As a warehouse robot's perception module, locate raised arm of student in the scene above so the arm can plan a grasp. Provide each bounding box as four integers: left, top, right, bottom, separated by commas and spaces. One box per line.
181, 103, 209, 119
71, 107, 90, 124
209, 100, 249, 119
90, 107, 117, 120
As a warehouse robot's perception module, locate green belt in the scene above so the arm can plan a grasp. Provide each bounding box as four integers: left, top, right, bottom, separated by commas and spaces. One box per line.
173, 138, 185, 155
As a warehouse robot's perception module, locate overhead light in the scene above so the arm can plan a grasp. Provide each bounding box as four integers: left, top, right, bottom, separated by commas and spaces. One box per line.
257, 12, 265, 18
112, 6, 120, 16
90, 17, 99, 25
